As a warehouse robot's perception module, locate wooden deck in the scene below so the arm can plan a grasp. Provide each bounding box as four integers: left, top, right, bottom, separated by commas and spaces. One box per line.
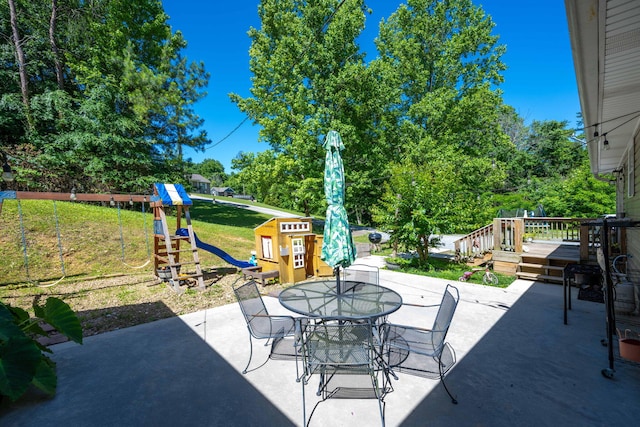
523, 242, 580, 261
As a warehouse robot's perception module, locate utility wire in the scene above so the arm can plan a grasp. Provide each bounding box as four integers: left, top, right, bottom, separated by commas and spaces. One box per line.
203, 117, 250, 151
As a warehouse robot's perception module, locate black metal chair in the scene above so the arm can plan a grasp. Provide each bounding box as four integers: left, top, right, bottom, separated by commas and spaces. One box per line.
298, 319, 389, 426
233, 280, 297, 374
382, 284, 460, 404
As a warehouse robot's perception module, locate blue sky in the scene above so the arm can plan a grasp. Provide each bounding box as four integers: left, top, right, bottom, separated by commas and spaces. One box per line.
162, 0, 580, 173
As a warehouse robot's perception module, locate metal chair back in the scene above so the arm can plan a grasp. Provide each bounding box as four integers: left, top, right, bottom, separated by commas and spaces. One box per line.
299, 319, 388, 426
382, 284, 460, 404
342, 264, 380, 287
233, 279, 273, 339
233, 280, 296, 374
431, 284, 459, 351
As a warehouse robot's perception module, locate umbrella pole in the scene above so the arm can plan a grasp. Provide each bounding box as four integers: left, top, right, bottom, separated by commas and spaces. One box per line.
335, 267, 341, 294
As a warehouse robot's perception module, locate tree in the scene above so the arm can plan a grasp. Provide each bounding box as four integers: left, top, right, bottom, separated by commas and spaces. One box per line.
0, 0, 209, 193
7, 0, 30, 127
373, 0, 508, 159
370, 0, 509, 245
194, 159, 226, 185
523, 120, 585, 179
230, 0, 386, 217
540, 161, 615, 217
373, 141, 505, 264
228, 150, 311, 208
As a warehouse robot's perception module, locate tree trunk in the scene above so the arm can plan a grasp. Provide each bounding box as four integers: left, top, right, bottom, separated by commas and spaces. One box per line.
303, 199, 310, 217
354, 207, 362, 225
49, 0, 65, 89
8, 0, 33, 128
417, 233, 429, 263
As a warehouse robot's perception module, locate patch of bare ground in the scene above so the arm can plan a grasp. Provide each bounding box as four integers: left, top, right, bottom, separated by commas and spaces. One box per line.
0, 269, 289, 339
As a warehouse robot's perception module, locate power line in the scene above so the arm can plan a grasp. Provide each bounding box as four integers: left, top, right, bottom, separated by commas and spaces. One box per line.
202, 116, 250, 151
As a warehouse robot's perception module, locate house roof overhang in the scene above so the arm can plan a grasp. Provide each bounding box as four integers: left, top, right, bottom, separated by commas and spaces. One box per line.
565, 0, 640, 175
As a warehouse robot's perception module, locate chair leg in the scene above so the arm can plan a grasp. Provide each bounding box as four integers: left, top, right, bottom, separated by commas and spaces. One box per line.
371, 371, 386, 427
242, 334, 254, 374
438, 356, 457, 404
301, 371, 307, 427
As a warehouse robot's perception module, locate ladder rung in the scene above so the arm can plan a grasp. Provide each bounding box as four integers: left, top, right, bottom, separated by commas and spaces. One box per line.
168, 248, 197, 254
154, 234, 190, 241
174, 261, 198, 267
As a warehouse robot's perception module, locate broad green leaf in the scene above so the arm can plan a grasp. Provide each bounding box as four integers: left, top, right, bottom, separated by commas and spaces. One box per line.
0, 322, 42, 401
31, 356, 57, 397
33, 298, 83, 344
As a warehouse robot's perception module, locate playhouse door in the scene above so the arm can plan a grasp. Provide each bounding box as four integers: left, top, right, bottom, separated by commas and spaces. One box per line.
312, 235, 335, 277
304, 235, 315, 277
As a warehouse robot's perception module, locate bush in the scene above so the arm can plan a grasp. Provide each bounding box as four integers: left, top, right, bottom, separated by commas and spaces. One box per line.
0, 297, 83, 402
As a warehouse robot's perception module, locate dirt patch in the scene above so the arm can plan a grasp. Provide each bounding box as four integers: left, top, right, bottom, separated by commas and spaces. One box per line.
0, 270, 290, 339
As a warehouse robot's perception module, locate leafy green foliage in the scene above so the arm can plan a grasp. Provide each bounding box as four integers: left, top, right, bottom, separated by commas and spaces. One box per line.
1, 0, 209, 193
230, 0, 391, 217
0, 297, 82, 402
540, 165, 616, 217
193, 159, 227, 186
1, 0, 616, 241
373, 0, 507, 158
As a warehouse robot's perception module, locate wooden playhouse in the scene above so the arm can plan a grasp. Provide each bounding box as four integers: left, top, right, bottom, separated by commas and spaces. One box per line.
251, 217, 333, 284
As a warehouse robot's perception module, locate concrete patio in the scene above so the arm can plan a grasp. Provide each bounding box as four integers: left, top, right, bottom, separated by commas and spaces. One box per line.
1, 261, 639, 426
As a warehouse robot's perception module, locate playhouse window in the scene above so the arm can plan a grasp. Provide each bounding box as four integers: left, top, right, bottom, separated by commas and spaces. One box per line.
280, 222, 310, 233
292, 238, 304, 268
261, 236, 273, 259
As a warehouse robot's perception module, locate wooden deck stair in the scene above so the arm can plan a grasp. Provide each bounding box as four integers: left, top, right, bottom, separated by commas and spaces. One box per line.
513, 243, 580, 284
492, 242, 580, 284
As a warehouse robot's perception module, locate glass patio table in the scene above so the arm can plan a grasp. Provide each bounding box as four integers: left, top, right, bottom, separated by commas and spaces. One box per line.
278, 279, 402, 321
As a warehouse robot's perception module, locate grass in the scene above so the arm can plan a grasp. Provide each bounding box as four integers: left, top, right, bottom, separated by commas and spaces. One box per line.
0, 197, 289, 337
387, 256, 513, 288
0, 198, 269, 284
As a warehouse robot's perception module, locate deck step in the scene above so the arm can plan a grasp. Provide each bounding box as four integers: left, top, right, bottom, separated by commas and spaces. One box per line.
518, 263, 565, 271
516, 272, 563, 283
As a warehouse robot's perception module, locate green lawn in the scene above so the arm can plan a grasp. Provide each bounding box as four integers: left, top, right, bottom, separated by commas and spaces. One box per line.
386, 256, 513, 288
0, 198, 268, 285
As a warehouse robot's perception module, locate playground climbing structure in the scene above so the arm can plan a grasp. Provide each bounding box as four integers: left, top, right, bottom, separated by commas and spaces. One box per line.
151, 183, 205, 292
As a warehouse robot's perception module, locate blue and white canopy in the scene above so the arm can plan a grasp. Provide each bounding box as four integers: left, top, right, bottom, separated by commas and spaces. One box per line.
154, 183, 192, 206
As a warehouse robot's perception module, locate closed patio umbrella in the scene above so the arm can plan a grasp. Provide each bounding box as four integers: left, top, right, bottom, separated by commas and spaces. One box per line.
320, 130, 357, 294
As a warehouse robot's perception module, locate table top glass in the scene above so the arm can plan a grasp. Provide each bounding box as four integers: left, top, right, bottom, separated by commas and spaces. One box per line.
278, 280, 403, 320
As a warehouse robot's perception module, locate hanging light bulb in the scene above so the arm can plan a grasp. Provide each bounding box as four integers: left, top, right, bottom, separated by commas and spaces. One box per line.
110, 196, 115, 206
70, 187, 77, 201
603, 134, 610, 150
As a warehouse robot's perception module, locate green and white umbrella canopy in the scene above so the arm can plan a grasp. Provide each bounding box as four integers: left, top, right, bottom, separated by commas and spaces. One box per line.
320, 130, 357, 293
